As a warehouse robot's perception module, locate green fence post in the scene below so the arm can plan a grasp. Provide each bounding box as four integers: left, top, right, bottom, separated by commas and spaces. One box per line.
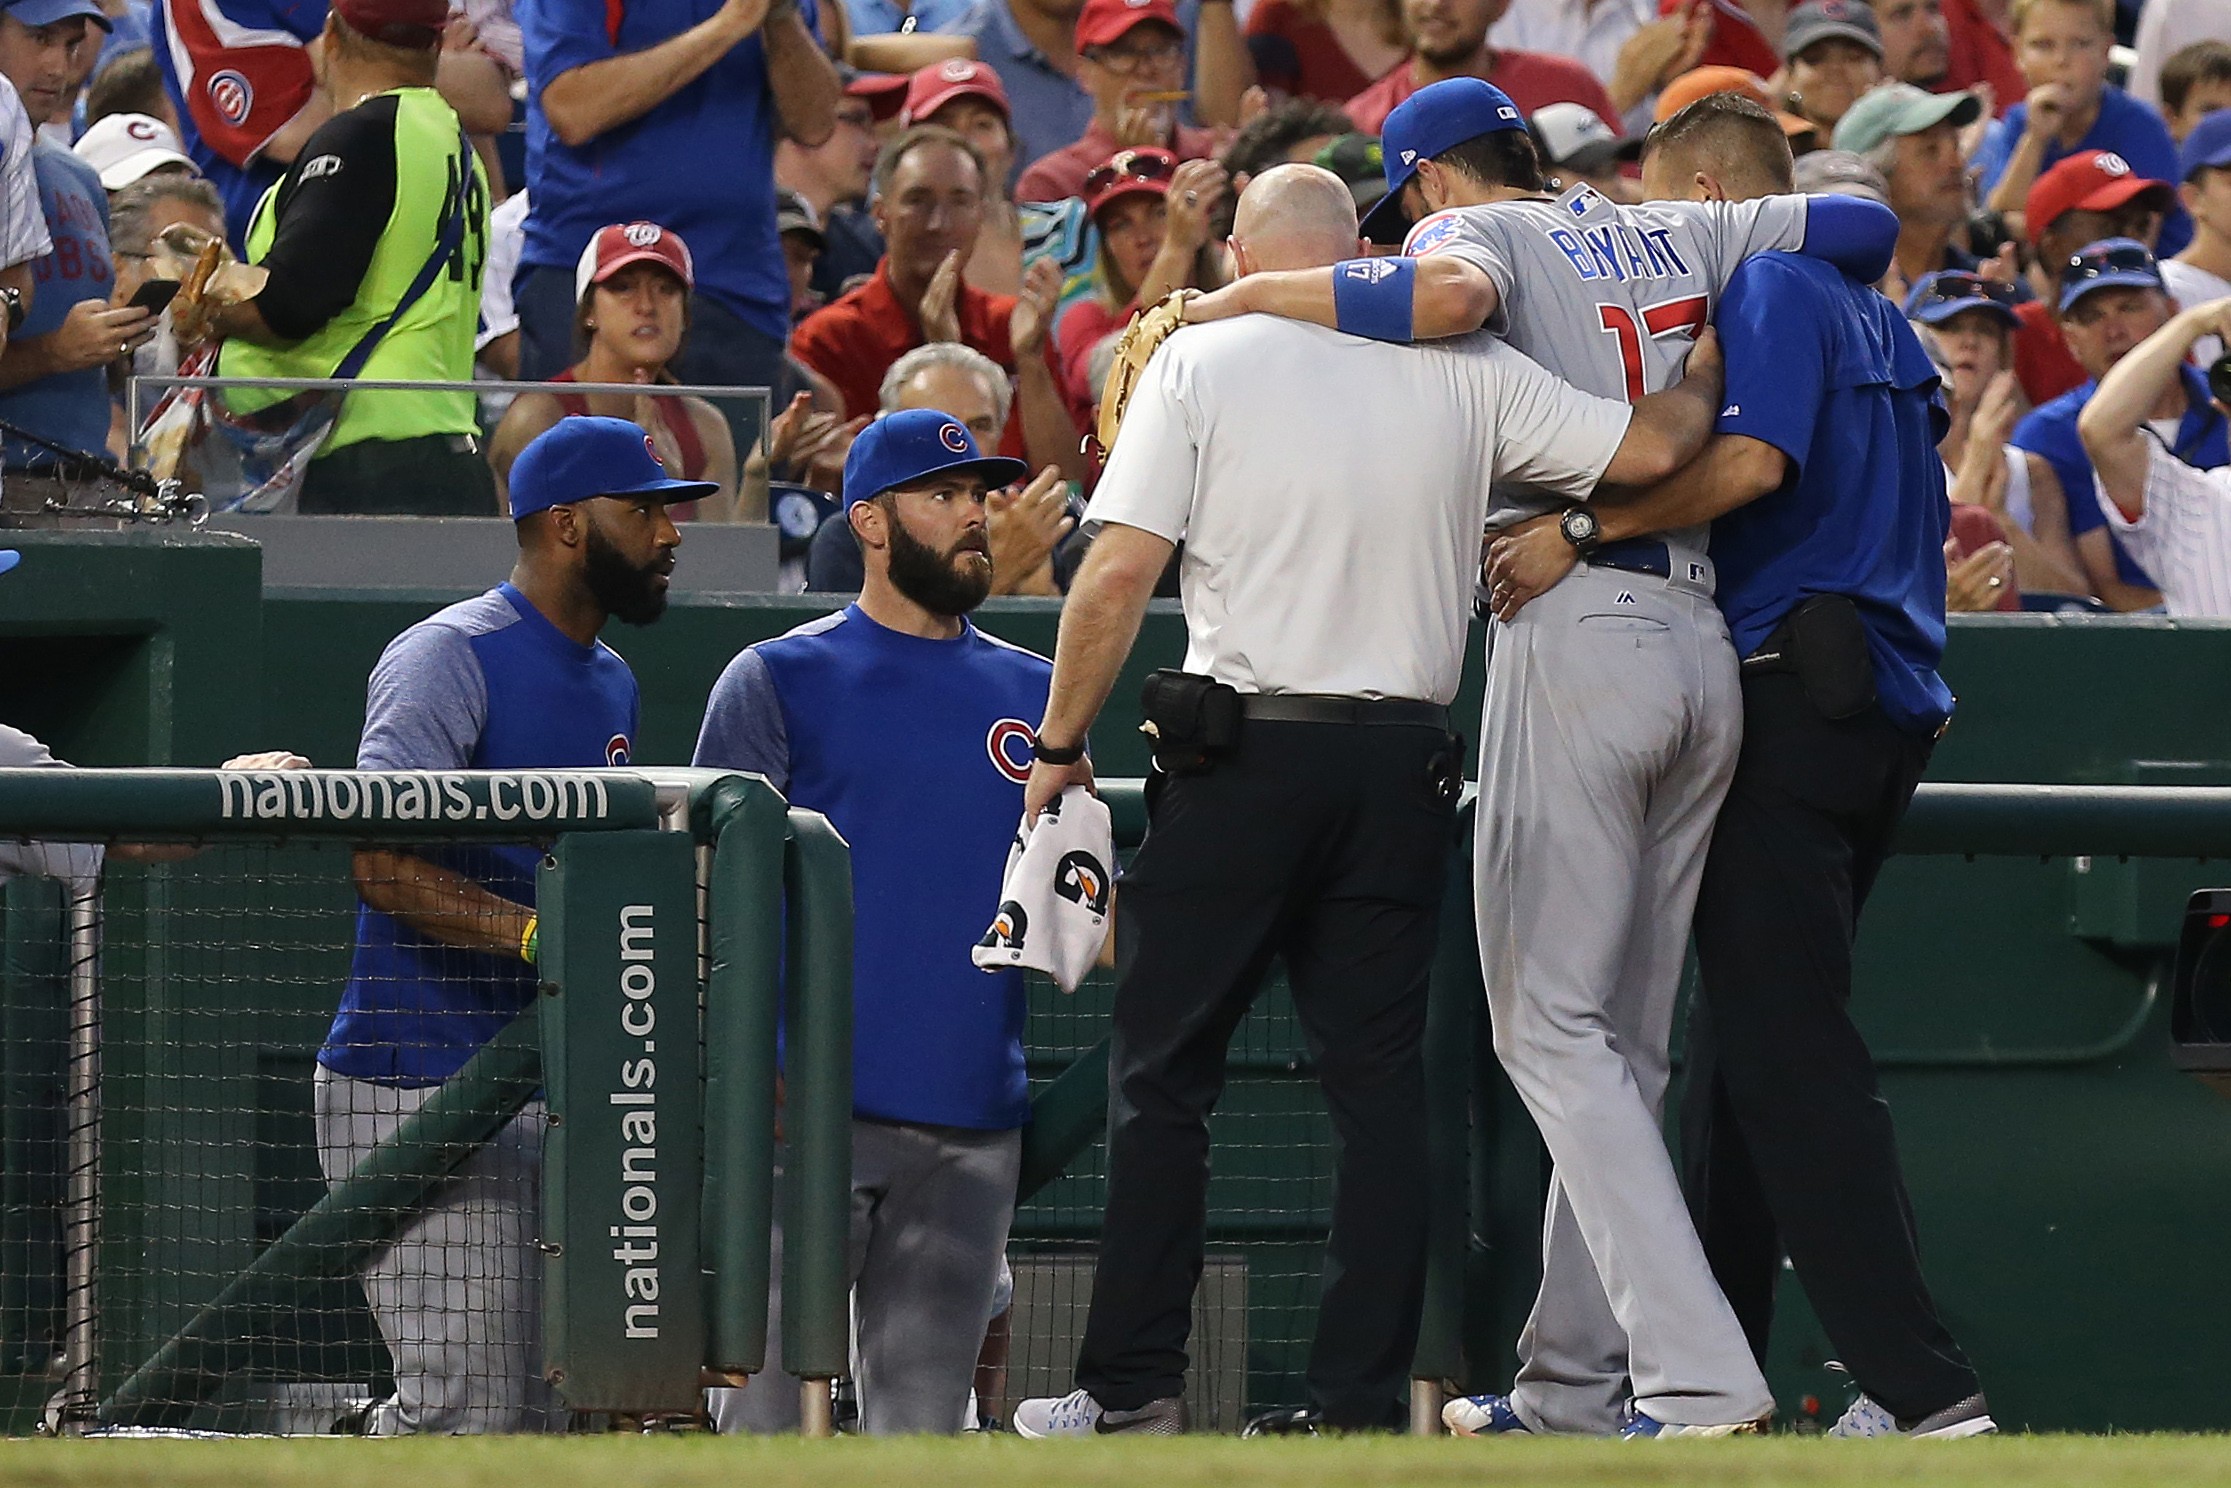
1411, 802, 1478, 1433
699, 776, 787, 1379
781, 809, 853, 1437
1018, 1037, 1110, 1202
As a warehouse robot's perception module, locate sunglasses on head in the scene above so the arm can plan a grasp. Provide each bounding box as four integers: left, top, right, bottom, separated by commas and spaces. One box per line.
1915, 272, 2015, 310
2063, 240, 2156, 285
1083, 150, 1177, 199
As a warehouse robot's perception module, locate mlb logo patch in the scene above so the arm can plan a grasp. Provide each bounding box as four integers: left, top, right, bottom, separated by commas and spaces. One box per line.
1566, 185, 1604, 217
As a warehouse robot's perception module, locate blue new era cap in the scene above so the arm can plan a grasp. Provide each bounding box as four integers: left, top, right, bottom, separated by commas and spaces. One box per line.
2182, 108, 2231, 183
2058, 237, 2165, 315
507, 414, 719, 520
842, 407, 1027, 509
1360, 78, 1526, 243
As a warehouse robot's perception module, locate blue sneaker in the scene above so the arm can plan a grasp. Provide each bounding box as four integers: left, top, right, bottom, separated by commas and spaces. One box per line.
1442, 1393, 1532, 1437
1619, 1403, 1765, 1439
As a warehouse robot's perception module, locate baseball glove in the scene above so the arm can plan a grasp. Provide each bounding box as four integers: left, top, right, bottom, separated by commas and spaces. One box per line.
1096, 289, 1192, 459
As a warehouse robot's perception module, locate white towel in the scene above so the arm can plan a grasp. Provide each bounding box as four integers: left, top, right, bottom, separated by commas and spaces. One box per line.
973, 786, 1115, 994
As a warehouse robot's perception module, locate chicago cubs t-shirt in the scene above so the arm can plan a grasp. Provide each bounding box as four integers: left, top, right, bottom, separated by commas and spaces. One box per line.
0, 145, 111, 468
693, 605, 1052, 1131
321, 583, 640, 1085
150, 0, 325, 241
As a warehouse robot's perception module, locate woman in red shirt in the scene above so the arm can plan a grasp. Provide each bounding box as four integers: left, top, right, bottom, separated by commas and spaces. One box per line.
1246, 0, 1407, 103
1055, 148, 1227, 428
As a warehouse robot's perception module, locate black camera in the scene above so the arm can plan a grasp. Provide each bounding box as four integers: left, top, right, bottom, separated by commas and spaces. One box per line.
2211, 353, 2231, 408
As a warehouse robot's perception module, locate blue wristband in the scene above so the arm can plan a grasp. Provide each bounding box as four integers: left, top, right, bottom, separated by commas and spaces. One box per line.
1332, 256, 1416, 343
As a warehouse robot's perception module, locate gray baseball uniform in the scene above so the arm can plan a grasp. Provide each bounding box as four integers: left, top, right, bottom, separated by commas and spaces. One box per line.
1408, 184, 1813, 1433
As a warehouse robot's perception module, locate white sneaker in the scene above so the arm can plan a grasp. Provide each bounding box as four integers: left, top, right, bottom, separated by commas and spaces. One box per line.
1830, 1391, 1996, 1439
1012, 1389, 1186, 1438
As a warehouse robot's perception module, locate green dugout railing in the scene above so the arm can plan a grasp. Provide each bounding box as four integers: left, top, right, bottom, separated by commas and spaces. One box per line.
0, 767, 851, 1436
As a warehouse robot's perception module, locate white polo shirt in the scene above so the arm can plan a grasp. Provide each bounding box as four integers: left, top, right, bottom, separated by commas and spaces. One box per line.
1084, 317, 1631, 704
2096, 444, 2231, 618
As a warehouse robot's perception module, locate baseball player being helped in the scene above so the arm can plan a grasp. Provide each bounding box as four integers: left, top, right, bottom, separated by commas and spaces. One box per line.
317, 415, 700, 1433
1179, 79, 1899, 1436
1010, 163, 1724, 1438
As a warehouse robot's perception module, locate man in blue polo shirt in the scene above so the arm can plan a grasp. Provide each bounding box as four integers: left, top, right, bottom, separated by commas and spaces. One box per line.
1484, 98, 1991, 1440
514, 0, 840, 399
695, 407, 1048, 1436
2011, 238, 2229, 609
316, 415, 701, 1435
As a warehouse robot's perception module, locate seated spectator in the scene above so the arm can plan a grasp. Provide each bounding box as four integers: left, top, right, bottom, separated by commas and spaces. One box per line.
791, 125, 1080, 476
1014, 0, 1219, 203
780, 82, 887, 304
806, 340, 1072, 593
2011, 239, 2226, 608
1531, 99, 1642, 201
489, 222, 738, 522
1874, 0, 1949, 91
72, 110, 193, 195
1342, 0, 1618, 133
2013, 149, 2173, 404
1209, 95, 1351, 237
1055, 147, 1222, 419
2135, 13, 2231, 124
1975, 0, 2189, 253
2080, 294, 2231, 617
1654, 63, 1817, 151
1832, 82, 1983, 294
2166, 109, 2231, 364
778, 188, 828, 324
2159, 43, 2231, 147
1244, 0, 1405, 105
1906, 268, 2091, 592
1778, 0, 1885, 141
1491, 0, 1709, 130
83, 44, 176, 136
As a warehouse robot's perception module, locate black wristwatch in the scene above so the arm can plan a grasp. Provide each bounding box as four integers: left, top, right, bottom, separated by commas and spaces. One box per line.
1032, 736, 1086, 765
1559, 506, 1602, 558
0, 287, 22, 333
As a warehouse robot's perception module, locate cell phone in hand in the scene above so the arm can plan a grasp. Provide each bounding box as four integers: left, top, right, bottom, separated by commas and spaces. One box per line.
127, 278, 181, 314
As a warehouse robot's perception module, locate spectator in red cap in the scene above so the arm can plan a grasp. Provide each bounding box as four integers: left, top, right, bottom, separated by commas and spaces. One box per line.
781, 81, 890, 302
792, 125, 1081, 476
2009, 149, 2174, 403
1243, 0, 1407, 104
1013, 0, 1218, 202
190, 0, 496, 514
1054, 145, 1224, 419
487, 222, 739, 521
1341, 0, 1619, 135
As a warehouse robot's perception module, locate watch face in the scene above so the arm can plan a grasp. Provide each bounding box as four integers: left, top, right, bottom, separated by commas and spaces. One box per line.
1561, 507, 1597, 543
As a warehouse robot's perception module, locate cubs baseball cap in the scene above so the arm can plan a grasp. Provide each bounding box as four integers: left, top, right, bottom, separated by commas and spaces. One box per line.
2180, 108, 2231, 182
1531, 101, 1639, 177
1361, 78, 1525, 242
1076, 0, 1183, 52
842, 408, 1026, 510
509, 416, 718, 521
2058, 237, 2165, 315
903, 58, 1011, 126
1, 0, 109, 29
1791, 148, 1889, 205
1831, 82, 1981, 154
1781, 0, 1882, 61
73, 113, 195, 190
1654, 65, 1815, 139
574, 221, 695, 305
1903, 269, 2020, 331
330, 0, 446, 46
2024, 151, 2174, 244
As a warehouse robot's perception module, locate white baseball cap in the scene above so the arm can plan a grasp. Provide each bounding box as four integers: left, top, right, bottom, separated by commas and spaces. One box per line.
1530, 102, 1640, 176
73, 113, 196, 191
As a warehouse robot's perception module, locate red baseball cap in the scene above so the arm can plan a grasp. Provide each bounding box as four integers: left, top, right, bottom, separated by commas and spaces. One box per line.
844, 69, 910, 123
1076, 0, 1183, 52
331, 0, 446, 47
1082, 146, 1176, 218
903, 59, 1011, 126
574, 221, 695, 304
2024, 150, 2175, 244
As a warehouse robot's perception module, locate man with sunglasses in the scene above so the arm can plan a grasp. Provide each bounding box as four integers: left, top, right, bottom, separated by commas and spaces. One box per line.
1013, 0, 1218, 203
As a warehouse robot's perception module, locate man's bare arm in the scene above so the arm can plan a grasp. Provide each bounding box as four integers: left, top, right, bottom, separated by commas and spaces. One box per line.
1596, 432, 1788, 542
1023, 522, 1175, 818
1598, 329, 1723, 488
353, 848, 535, 958
540, 0, 774, 148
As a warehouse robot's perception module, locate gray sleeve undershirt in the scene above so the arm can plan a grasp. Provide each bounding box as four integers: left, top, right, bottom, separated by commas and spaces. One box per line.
355, 622, 487, 771
692, 648, 791, 794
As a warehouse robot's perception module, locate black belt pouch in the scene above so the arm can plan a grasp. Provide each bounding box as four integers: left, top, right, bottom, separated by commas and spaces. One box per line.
1782, 594, 1878, 721
1138, 669, 1243, 776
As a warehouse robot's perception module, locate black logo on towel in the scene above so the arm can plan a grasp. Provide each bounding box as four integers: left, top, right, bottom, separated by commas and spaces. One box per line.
1054, 852, 1112, 916
981, 901, 1029, 951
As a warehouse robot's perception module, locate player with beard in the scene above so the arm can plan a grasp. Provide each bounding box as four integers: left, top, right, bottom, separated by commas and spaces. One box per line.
316, 414, 701, 1434
694, 408, 1052, 1435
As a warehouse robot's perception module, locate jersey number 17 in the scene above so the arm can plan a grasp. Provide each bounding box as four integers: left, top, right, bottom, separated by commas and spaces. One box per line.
1597, 295, 1708, 402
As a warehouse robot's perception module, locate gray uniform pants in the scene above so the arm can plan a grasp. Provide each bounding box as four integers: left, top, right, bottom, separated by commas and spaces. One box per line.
1474, 561, 1772, 1433
708, 1118, 1021, 1436
313, 1066, 559, 1435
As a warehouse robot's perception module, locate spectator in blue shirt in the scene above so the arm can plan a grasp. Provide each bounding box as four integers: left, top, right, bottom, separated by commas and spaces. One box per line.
515, 0, 841, 417
2010, 238, 2227, 609
1977, 0, 2190, 255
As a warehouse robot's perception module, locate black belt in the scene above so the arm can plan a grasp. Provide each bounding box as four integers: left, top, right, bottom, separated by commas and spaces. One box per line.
1240, 694, 1450, 729
1586, 538, 1671, 578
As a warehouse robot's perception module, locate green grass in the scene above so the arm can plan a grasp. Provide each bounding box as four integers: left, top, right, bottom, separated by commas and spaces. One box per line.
3, 1434, 2231, 1488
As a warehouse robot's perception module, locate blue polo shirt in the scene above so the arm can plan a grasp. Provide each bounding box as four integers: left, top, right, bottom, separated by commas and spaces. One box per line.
1708, 252, 1953, 737
516, 0, 819, 341
0, 146, 112, 471
693, 605, 1051, 1131
1974, 86, 2191, 257
843, 0, 969, 33
2011, 364, 2226, 593
321, 584, 640, 1086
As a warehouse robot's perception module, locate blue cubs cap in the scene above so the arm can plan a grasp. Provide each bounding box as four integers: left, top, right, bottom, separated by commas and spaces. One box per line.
507, 414, 718, 520
2181, 108, 2231, 183
842, 407, 1027, 509
1360, 78, 1525, 243
2, 0, 111, 29
2058, 237, 2165, 315
1904, 270, 2020, 331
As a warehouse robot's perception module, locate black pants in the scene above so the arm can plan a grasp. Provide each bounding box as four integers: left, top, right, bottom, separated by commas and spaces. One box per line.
1074, 719, 1457, 1428
1681, 671, 1979, 1423
298, 434, 500, 516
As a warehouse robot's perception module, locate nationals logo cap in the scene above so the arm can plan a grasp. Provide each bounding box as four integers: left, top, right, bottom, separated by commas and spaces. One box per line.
903, 58, 1012, 126
575, 220, 696, 304
2024, 151, 2173, 245
1362, 78, 1525, 243
508, 415, 717, 520
842, 408, 1026, 510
